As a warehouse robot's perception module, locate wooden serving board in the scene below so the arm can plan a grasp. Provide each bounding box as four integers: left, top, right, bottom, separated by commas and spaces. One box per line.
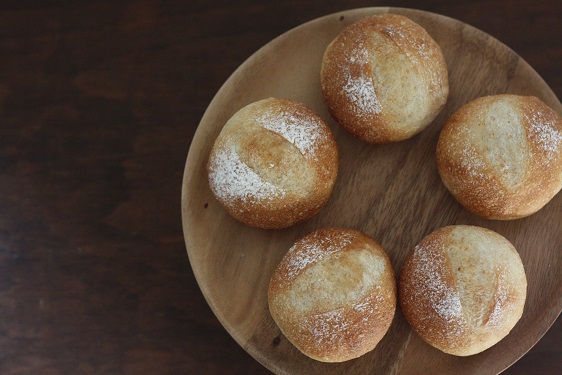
182, 7, 561, 375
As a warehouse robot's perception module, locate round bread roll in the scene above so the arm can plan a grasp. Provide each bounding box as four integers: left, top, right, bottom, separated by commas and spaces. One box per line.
268, 228, 396, 362
437, 95, 562, 220
207, 98, 338, 229
399, 225, 527, 356
320, 14, 449, 143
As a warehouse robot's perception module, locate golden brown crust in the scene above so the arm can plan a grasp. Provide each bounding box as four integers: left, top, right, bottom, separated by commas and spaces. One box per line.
321, 14, 448, 143
399, 225, 527, 356
268, 228, 396, 362
207, 98, 339, 228
437, 95, 562, 219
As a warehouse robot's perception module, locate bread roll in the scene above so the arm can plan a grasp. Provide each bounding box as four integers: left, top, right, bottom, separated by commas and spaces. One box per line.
437, 95, 562, 219
268, 228, 396, 362
321, 14, 449, 143
207, 98, 338, 229
399, 225, 527, 356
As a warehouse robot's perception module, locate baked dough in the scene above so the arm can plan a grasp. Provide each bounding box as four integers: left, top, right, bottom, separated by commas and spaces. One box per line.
437, 94, 562, 219
321, 14, 449, 143
207, 98, 338, 228
399, 225, 527, 356
268, 228, 396, 362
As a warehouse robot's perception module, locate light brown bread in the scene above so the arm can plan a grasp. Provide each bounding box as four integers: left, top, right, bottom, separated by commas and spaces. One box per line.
268, 228, 396, 362
437, 94, 562, 220
320, 14, 449, 143
399, 225, 527, 356
207, 98, 338, 229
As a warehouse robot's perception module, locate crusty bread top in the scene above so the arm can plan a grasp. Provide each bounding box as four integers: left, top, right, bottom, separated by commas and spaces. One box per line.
268, 228, 396, 362
207, 98, 338, 228
399, 225, 527, 356
437, 95, 562, 219
321, 14, 448, 143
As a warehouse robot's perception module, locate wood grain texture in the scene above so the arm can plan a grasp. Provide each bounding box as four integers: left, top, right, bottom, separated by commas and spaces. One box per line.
183, 6, 562, 375
0, 1, 559, 374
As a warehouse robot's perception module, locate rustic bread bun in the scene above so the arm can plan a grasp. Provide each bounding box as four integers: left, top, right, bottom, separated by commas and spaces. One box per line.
207, 98, 338, 229
437, 95, 562, 219
268, 228, 396, 362
320, 14, 449, 143
399, 225, 527, 356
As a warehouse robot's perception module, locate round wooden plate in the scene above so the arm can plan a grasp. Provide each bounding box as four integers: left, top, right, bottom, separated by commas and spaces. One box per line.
182, 7, 562, 375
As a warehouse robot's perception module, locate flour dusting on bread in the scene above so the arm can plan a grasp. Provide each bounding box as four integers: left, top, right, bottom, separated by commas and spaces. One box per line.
207, 98, 338, 228
284, 230, 354, 282
254, 108, 327, 157
268, 228, 396, 362
341, 44, 382, 117
208, 147, 284, 202
526, 110, 562, 163
400, 225, 527, 356
410, 242, 463, 326
437, 95, 562, 219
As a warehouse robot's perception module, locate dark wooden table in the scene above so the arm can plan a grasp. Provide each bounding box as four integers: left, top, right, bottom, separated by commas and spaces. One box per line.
0, 1, 559, 374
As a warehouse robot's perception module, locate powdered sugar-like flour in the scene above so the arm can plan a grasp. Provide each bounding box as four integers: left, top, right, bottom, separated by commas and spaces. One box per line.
284, 231, 354, 282
302, 308, 348, 346
410, 242, 463, 325
526, 110, 562, 165
340, 43, 382, 117
300, 287, 384, 346
253, 109, 326, 157
208, 147, 285, 203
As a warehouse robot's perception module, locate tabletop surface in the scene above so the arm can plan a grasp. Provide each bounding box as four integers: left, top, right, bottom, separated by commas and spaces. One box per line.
0, 0, 559, 374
